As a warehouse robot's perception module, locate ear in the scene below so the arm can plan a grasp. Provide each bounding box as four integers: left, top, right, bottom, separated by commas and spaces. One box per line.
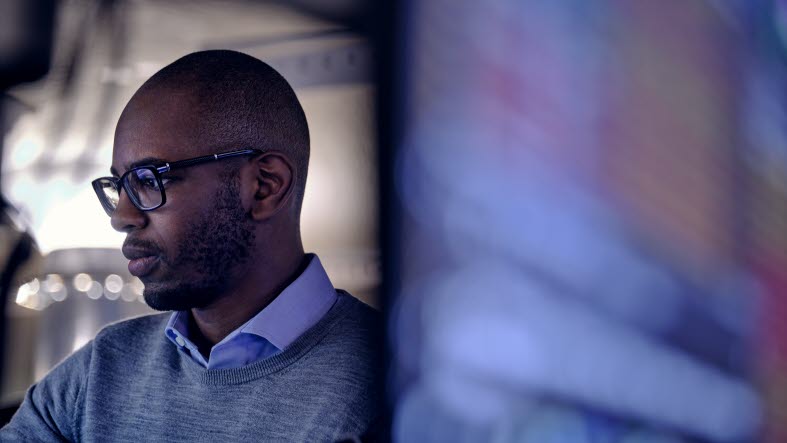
250, 151, 295, 221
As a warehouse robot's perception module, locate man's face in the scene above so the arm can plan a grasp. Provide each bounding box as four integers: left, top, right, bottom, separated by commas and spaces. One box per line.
111, 91, 256, 311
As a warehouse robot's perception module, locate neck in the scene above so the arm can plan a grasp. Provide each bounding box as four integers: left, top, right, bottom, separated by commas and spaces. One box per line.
189, 242, 306, 349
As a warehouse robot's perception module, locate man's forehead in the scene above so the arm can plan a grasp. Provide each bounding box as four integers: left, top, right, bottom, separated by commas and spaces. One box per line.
110, 142, 205, 176
111, 90, 204, 174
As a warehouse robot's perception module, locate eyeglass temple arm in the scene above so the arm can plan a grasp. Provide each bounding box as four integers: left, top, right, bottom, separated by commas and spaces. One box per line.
155, 149, 262, 174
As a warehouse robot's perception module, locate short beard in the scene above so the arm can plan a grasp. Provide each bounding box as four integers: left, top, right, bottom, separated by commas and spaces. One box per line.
143, 172, 256, 311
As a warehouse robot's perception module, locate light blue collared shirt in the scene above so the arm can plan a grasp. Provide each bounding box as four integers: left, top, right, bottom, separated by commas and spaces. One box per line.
165, 254, 338, 369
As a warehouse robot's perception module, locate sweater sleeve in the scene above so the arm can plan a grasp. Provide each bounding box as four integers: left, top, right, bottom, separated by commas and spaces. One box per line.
0, 341, 93, 442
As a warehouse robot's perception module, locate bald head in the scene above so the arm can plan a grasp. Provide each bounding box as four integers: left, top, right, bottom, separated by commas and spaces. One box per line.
109, 50, 311, 312
118, 50, 310, 212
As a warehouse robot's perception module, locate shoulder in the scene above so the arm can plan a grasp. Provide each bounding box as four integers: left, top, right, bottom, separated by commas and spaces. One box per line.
301, 292, 383, 432
308, 291, 382, 370
327, 291, 382, 344
1, 313, 171, 440
91, 312, 171, 355
337, 290, 381, 323
97, 311, 171, 336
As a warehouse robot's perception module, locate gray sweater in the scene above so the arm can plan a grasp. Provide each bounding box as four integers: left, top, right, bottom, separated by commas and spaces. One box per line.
1, 293, 381, 442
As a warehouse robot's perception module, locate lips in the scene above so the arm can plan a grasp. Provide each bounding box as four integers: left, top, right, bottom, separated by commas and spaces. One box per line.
127, 256, 159, 277
122, 242, 161, 278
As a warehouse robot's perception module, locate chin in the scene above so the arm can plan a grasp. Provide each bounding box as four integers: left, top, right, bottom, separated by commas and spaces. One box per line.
142, 282, 218, 311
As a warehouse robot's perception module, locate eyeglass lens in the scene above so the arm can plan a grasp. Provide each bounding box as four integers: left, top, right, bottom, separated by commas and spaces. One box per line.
97, 180, 120, 211
125, 168, 162, 209
96, 168, 163, 214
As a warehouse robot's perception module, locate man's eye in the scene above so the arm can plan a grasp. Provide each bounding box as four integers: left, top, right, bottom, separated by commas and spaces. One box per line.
141, 178, 160, 190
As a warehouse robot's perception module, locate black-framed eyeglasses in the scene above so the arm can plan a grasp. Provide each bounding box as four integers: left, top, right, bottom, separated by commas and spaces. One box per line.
91, 148, 262, 216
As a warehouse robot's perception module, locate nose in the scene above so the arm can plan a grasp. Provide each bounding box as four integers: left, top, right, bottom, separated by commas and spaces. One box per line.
110, 190, 148, 233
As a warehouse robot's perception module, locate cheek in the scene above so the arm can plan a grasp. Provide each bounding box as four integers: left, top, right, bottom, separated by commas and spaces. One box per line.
149, 201, 212, 258
147, 213, 188, 258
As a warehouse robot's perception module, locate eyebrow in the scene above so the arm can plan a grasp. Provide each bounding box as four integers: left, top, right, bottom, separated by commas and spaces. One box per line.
110, 156, 166, 177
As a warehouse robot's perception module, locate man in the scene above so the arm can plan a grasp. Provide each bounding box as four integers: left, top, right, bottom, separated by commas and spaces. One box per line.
1, 50, 381, 442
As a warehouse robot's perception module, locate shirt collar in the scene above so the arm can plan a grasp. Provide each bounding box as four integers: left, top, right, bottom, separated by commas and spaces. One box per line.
165, 253, 337, 353
240, 254, 337, 349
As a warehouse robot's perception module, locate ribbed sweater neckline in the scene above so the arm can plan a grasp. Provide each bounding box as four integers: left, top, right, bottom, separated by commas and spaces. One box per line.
179, 293, 352, 386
